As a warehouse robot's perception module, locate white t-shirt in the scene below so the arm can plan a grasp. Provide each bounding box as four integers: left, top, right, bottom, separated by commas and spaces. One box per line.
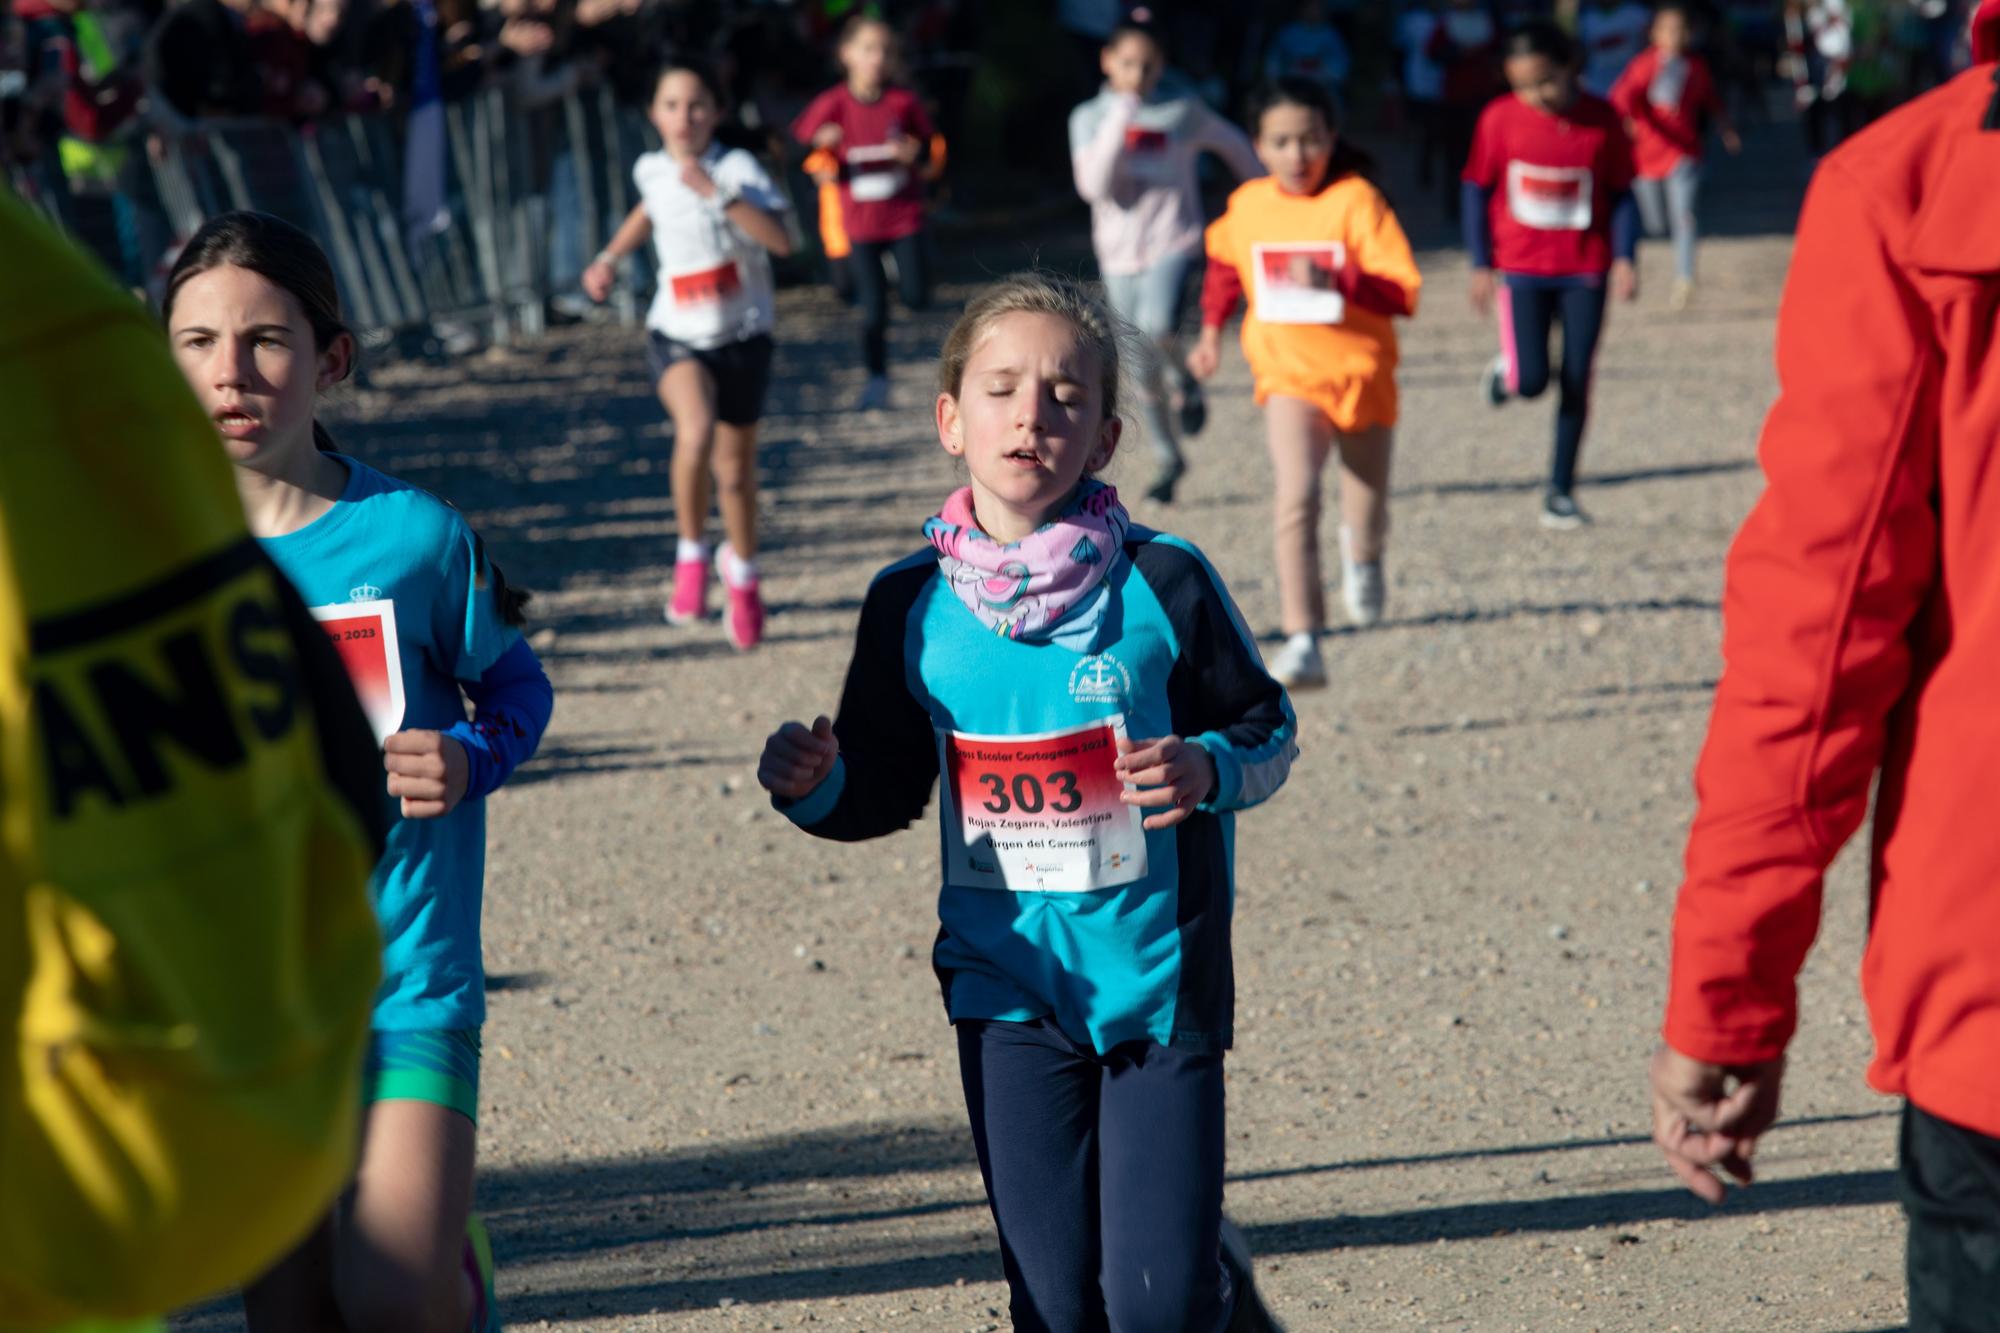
635, 145, 788, 349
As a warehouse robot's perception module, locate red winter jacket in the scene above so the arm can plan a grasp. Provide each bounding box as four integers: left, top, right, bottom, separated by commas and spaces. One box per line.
1665, 61, 2000, 1138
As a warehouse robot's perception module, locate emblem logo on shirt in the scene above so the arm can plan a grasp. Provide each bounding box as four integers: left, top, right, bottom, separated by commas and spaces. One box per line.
349, 583, 384, 602
1068, 652, 1132, 706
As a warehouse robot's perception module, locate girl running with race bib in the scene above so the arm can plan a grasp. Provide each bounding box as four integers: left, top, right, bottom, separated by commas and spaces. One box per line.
1069, 11, 1263, 505
165, 212, 553, 1333
1608, 2, 1741, 309
585, 60, 793, 649
1463, 20, 1639, 531
791, 15, 937, 413
1188, 78, 1421, 686
758, 272, 1296, 1332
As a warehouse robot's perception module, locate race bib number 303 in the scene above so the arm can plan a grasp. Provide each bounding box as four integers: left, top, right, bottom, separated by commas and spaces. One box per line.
939, 717, 1149, 893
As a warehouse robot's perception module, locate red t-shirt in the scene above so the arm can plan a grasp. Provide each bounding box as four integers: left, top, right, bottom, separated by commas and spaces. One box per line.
1609, 49, 1723, 178
1463, 92, 1635, 277
790, 84, 935, 245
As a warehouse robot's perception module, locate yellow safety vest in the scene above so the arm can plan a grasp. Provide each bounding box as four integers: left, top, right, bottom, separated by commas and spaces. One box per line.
0, 189, 381, 1329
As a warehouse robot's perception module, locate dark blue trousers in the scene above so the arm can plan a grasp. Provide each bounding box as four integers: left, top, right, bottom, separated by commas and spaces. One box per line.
1498, 271, 1609, 497
955, 1017, 1232, 1333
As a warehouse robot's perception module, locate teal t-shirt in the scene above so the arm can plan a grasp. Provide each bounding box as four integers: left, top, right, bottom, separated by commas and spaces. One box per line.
260, 456, 517, 1031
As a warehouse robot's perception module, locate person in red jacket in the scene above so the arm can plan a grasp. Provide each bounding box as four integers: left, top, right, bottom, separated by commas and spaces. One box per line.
790, 15, 936, 414
1608, 3, 1741, 309
1651, 7, 2000, 1325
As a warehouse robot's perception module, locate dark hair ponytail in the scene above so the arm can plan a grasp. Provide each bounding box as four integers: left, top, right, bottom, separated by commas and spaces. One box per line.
1246, 76, 1380, 190
163, 211, 354, 455
1504, 18, 1578, 68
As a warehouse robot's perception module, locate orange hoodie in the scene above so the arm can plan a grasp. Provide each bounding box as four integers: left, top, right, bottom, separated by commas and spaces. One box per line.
1666, 65, 2000, 1138
1202, 174, 1421, 433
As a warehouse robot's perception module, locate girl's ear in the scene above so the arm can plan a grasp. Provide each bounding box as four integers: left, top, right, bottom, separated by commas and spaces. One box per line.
1089, 413, 1123, 473
318, 330, 355, 391
936, 391, 965, 457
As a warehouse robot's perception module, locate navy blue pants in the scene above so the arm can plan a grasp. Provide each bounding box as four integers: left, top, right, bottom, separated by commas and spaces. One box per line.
1498, 272, 1609, 497
956, 1018, 1232, 1333
1901, 1102, 2000, 1331
850, 231, 932, 376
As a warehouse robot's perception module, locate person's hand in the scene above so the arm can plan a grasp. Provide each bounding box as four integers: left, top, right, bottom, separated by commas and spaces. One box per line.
1649, 1045, 1786, 1204
681, 157, 717, 198
384, 730, 470, 819
1721, 128, 1744, 155
1185, 329, 1222, 380
808, 164, 839, 185
759, 717, 839, 798
1611, 257, 1639, 303
812, 123, 843, 150
1468, 266, 1496, 317
888, 130, 922, 166
1115, 736, 1217, 830
499, 16, 553, 54
582, 258, 615, 303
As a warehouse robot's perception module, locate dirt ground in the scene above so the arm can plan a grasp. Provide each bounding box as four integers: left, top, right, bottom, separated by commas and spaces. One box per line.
175, 112, 1912, 1332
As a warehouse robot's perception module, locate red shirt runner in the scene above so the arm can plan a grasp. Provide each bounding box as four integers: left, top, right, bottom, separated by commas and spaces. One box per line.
1463, 92, 1635, 277
791, 84, 936, 245
1609, 49, 1724, 178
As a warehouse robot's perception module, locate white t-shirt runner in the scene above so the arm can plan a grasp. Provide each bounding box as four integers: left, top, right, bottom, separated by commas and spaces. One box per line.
635, 145, 788, 349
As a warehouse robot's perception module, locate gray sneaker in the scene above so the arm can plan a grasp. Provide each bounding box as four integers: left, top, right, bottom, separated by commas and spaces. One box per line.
1268, 633, 1327, 690
1539, 491, 1590, 530
1481, 354, 1510, 407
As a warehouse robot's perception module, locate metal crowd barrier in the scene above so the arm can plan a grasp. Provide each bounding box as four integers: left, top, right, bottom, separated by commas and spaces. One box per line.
19, 82, 696, 351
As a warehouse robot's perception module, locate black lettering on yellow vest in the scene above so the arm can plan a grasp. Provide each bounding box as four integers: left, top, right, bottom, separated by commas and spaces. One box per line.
87, 628, 246, 798
35, 678, 127, 819
228, 594, 298, 743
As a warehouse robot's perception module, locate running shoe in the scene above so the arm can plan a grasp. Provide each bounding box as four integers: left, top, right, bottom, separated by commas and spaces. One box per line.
718, 543, 766, 652
1268, 633, 1327, 690
1145, 460, 1186, 506
1481, 354, 1510, 407
465, 1212, 500, 1333
1220, 1217, 1286, 1332
1178, 378, 1208, 436
665, 558, 711, 625
1342, 558, 1386, 627
857, 374, 891, 412
1540, 491, 1590, 531
1670, 278, 1695, 311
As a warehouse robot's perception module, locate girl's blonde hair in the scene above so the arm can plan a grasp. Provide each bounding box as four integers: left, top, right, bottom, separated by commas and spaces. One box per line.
938, 271, 1137, 429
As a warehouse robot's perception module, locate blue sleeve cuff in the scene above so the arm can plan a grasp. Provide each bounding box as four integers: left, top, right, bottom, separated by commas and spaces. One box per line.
447, 638, 553, 801
1461, 181, 1494, 268
1191, 733, 1242, 813
1611, 189, 1641, 262
774, 755, 848, 827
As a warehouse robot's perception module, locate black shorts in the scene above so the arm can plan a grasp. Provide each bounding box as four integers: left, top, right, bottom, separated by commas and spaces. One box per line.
647, 331, 774, 426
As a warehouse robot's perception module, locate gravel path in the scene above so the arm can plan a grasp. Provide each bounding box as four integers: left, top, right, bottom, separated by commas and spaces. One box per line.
176, 113, 1906, 1333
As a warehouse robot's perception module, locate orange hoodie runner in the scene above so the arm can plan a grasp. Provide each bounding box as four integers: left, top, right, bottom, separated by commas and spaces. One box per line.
1666, 62, 2000, 1138
1201, 174, 1421, 433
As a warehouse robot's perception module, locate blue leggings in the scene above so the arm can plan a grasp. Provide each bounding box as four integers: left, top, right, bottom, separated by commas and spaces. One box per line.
1498, 272, 1608, 496
956, 1018, 1234, 1333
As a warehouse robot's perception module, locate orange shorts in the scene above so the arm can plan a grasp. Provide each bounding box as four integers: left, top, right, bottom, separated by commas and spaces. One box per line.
1253, 370, 1399, 434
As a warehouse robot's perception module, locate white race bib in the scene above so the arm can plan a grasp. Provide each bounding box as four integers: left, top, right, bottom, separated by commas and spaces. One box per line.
1251, 241, 1347, 325
309, 599, 405, 744
938, 717, 1150, 893
845, 142, 909, 202
1507, 162, 1593, 231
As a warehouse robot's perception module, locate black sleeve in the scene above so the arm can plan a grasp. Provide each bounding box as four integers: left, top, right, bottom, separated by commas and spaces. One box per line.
777, 561, 939, 842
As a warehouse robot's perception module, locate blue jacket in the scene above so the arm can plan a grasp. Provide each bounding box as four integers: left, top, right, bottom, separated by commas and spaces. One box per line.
780, 528, 1297, 1054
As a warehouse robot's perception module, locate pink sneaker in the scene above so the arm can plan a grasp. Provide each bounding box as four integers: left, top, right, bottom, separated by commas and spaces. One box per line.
725, 579, 765, 651
665, 559, 710, 625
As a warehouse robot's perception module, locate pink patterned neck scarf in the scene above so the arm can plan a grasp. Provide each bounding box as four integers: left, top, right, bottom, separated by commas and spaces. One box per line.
924, 480, 1130, 646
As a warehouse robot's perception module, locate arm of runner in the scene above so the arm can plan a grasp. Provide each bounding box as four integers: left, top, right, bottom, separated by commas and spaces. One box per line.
790, 88, 841, 149
1337, 186, 1422, 319
1664, 160, 1939, 1102
443, 636, 554, 801
1069, 92, 1140, 203
1181, 559, 1299, 814
1191, 102, 1266, 183
767, 576, 939, 840
584, 202, 651, 301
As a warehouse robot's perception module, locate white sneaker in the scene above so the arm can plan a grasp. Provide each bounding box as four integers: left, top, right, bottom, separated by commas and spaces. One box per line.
1339, 526, 1385, 627
1268, 633, 1327, 690
1481, 354, 1509, 407
857, 374, 891, 412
